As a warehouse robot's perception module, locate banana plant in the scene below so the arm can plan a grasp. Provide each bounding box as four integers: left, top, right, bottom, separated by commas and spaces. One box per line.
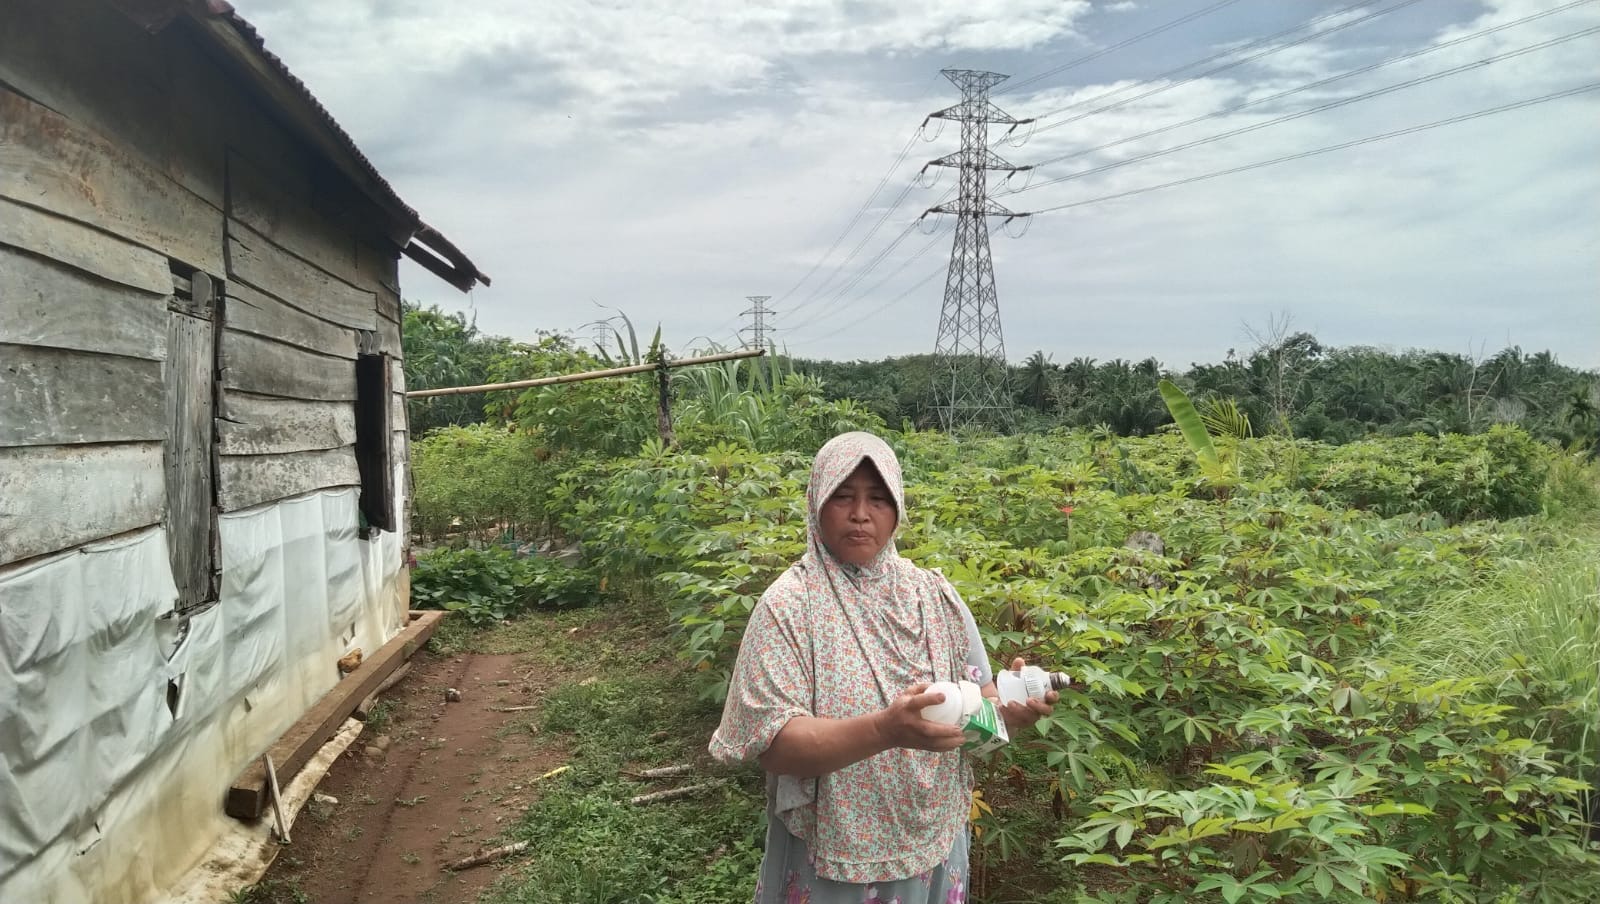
1158, 379, 1240, 494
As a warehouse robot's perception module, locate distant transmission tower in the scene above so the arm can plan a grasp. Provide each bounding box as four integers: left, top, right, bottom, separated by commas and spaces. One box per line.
590, 320, 613, 352
922, 69, 1031, 431
739, 295, 775, 349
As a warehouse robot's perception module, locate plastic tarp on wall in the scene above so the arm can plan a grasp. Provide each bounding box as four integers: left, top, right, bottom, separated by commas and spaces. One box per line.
0, 488, 403, 904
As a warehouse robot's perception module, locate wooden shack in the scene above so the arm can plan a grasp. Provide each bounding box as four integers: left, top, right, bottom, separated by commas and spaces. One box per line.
0, 2, 487, 900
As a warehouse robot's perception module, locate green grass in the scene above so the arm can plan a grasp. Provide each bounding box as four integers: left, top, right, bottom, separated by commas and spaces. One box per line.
1388, 527, 1600, 779
433, 601, 768, 904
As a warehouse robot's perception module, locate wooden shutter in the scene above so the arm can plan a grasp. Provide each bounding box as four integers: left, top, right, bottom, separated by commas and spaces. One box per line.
355, 352, 394, 531
165, 270, 217, 610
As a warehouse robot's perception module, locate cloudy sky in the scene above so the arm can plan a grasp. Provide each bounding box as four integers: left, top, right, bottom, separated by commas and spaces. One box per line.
244, 0, 1600, 369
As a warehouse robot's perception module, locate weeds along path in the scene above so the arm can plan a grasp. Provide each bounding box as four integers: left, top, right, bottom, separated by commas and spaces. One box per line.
246, 604, 760, 904
250, 627, 569, 903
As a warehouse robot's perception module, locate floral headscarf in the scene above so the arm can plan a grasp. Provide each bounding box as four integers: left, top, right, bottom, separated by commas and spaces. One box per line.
710, 432, 972, 883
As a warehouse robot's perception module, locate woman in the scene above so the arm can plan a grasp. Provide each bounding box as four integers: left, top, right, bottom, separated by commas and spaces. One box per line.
710, 431, 1058, 903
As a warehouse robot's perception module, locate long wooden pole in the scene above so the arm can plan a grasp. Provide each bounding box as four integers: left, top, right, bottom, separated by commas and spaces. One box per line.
404, 348, 767, 399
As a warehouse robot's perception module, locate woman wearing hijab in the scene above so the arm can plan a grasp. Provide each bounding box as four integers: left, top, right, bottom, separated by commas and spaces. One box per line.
710, 432, 1058, 903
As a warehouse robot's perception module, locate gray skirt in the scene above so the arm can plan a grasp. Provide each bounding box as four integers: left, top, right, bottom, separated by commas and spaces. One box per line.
755, 816, 971, 904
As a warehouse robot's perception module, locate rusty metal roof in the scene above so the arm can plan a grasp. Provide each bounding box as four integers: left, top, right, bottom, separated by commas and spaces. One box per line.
173, 0, 490, 291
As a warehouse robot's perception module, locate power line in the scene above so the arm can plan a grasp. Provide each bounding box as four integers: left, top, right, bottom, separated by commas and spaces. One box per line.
772, 74, 951, 312
791, 263, 948, 349
997, 0, 1249, 97
1024, 81, 1600, 216
788, 80, 1600, 353
787, 181, 957, 320
784, 5, 1257, 326
1003, 0, 1595, 178
1003, 26, 1600, 198
786, 218, 929, 329
785, 222, 954, 344
773, 127, 924, 308
790, 224, 1001, 349
1017, 0, 1413, 139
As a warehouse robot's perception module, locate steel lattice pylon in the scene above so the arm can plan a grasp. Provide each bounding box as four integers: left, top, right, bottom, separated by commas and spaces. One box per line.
739, 295, 774, 349
922, 69, 1030, 432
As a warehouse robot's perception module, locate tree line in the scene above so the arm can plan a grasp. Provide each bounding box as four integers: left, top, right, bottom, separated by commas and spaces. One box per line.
796, 333, 1598, 448
402, 302, 1598, 449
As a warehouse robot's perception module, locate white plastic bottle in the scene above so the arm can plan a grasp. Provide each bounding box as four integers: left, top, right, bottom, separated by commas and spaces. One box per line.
920, 680, 980, 724
918, 680, 1009, 753
995, 666, 1069, 707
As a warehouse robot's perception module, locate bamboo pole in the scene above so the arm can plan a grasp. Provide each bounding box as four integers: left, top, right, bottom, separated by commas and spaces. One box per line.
405, 348, 767, 399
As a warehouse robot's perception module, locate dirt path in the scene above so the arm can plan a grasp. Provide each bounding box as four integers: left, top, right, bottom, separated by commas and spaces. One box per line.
253, 642, 567, 903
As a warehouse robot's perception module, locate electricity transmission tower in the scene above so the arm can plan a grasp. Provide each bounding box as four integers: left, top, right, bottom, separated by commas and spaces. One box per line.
922, 69, 1030, 431
739, 295, 775, 349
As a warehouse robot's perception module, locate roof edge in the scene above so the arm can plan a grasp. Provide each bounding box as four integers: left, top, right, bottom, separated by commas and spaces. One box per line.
161, 0, 488, 291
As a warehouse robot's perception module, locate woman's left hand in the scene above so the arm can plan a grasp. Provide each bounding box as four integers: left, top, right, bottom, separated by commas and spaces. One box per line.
997, 657, 1058, 734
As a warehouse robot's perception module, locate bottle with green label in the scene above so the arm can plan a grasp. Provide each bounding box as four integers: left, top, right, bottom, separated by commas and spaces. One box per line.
920, 680, 1009, 755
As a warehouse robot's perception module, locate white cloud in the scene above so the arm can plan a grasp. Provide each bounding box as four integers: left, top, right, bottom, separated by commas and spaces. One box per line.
235, 0, 1600, 368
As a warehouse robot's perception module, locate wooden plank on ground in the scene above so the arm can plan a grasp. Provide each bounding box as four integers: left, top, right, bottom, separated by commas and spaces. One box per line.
226, 150, 358, 283
226, 222, 376, 330
0, 87, 224, 274
225, 282, 358, 359
218, 393, 356, 455
219, 329, 357, 402
216, 446, 359, 512
0, 196, 172, 295
0, 245, 167, 359
226, 610, 446, 819
0, 343, 164, 446
0, 442, 165, 566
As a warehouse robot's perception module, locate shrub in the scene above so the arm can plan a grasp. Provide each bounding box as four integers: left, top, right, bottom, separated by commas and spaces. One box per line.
412, 546, 603, 624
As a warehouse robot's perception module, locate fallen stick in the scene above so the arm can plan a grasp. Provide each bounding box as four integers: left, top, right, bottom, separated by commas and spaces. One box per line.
263, 754, 290, 844
442, 840, 530, 872
628, 780, 726, 806
495, 705, 539, 713
356, 662, 414, 719
625, 764, 694, 780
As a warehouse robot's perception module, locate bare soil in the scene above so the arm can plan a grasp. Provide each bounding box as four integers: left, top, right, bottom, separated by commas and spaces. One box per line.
254, 646, 567, 904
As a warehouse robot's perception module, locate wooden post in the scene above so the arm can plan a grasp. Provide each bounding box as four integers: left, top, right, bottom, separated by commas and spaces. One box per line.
655, 355, 676, 448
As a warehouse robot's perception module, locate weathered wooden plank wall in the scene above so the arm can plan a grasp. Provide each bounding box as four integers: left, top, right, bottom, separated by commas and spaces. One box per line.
216, 448, 360, 512
225, 283, 358, 359
0, 89, 224, 274
0, 444, 167, 565
218, 329, 358, 402
0, 246, 168, 359
218, 394, 357, 456
0, 197, 173, 295
0, 0, 418, 561
0, 344, 166, 446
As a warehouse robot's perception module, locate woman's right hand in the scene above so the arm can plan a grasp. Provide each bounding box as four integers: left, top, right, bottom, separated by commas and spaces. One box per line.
873, 683, 967, 752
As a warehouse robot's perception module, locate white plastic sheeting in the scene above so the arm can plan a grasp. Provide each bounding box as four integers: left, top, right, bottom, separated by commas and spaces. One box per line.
0, 488, 403, 904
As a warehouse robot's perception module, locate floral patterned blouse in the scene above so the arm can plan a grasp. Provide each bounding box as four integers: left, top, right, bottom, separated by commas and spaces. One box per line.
710, 432, 990, 886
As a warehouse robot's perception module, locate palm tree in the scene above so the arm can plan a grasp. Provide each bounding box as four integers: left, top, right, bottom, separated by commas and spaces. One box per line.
1567, 384, 1599, 451
1021, 350, 1054, 412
